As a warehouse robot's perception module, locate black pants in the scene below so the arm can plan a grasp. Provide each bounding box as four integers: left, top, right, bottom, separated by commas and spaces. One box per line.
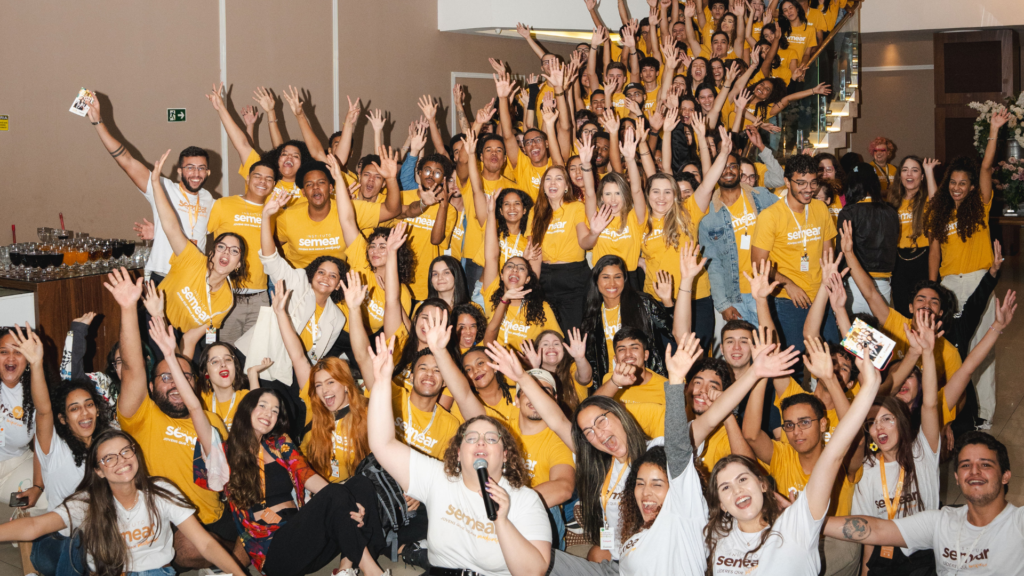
262, 478, 386, 576
865, 545, 935, 576
891, 247, 929, 315
540, 261, 591, 335
692, 296, 715, 354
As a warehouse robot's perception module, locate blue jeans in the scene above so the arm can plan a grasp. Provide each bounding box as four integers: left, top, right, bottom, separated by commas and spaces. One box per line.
128, 568, 175, 576
773, 297, 839, 381
463, 260, 485, 309
34, 531, 87, 576
737, 293, 760, 325
549, 505, 566, 551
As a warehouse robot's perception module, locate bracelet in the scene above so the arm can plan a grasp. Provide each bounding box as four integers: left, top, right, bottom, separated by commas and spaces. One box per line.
640, 151, 651, 157
581, 167, 592, 172
989, 326, 1003, 334
91, 120, 102, 125
419, 199, 426, 211
501, 299, 511, 305
988, 137, 997, 140
31, 485, 43, 492
270, 119, 279, 123
679, 288, 691, 293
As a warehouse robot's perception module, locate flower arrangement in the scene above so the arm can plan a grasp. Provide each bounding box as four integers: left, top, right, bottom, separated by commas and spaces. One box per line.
996, 158, 1024, 209
968, 91, 1024, 155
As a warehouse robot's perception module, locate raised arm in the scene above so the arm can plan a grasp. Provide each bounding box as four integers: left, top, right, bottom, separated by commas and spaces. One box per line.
366, 333, 411, 490
486, 343, 573, 449
839, 219, 891, 324
803, 246, 845, 340
495, 73, 521, 169
804, 338, 851, 420
586, 27, 607, 99
417, 96, 451, 161
805, 355, 880, 520
281, 85, 328, 162
692, 125, 734, 212
384, 223, 410, 336
325, 154, 363, 247
424, 309, 486, 419
682, 3, 704, 58
620, 127, 648, 222
106, 268, 146, 419
84, 96, 151, 191
672, 241, 707, 342
206, 82, 255, 165
741, 375, 778, 463
482, 194, 501, 290
690, 111, 713, 176
516, 22, 549, 60
260, 191, 289, 257
664, 337, 698, 477
252, 86, 283, 149
148, 150, 190, 255
541, 97, 565, 167
10, 327, 52, 453
269, 281, 312, 392
773, 83, 832, 116
746, 259, 795, 399
980, 109, 1009, 204
905, 311, 941, 453
339, 272, 375, 393
149, 316, 213, 456
922, 158, 940, 199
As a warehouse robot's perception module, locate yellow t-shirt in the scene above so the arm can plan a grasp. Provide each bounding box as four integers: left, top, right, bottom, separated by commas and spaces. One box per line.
400, 189, 458, 300
827, 196, 843, 227
698, 424, 733, 474
785, 22, 819, 63
641, 196, 708, 299
773, 378, 805, 412
608, 370, 669, 406
238, 148, 299, 202
624, 401, 667, 439
508, 410, 575, 487
158, 243, 234, 331
459, 175, 518, 265
481, 278, 562, 351
298, 385, 359, 482
897, 198, 929, 249
539, 201, 588, 263
275, 201, 345, 269
118, 396, 228, 524
768, 439, 858, 516
751, 198, 838, 301
449, 391, 518, 424
375, 383, 460, 460
300, 303, 326, 353
726, 193, 757, 294
353, 199, 384, 237
610, 91, 631, 119
774, 47, 802, 85
592, 210, 644, 272
872, 163, 897, 192
514, 150, 552, 201
882, 308, 963, 384
938, 199, 993, 277
343, 234, 413, 334
601, 304, 621, 371
201, 389, 249, 432
206, 196, 267, 291
804, 9, 828, 38
498, 231, 532, 270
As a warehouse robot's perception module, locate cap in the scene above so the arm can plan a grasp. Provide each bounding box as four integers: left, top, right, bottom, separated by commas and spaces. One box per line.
526, 369, 557, 389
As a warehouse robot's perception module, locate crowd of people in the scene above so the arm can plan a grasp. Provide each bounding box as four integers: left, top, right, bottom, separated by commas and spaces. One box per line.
1, 0, 1021, 575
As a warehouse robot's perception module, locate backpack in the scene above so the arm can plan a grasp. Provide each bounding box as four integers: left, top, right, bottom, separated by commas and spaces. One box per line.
353, 452, 410, 561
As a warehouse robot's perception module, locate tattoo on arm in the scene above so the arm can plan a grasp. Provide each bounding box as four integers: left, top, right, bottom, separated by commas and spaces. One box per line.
842, 518, 871, 541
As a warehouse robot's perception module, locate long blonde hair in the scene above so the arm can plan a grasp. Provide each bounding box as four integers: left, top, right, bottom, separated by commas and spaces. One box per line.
306, 358, 369, 478
644, 173, 693, 249
598, 172, 636, 233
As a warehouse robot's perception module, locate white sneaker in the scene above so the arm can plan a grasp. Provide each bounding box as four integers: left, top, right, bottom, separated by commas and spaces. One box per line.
331, 569, 358, 576
976, 420, 993, 431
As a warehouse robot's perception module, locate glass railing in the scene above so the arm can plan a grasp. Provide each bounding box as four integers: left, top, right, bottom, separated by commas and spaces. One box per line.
768, 8, 860, 162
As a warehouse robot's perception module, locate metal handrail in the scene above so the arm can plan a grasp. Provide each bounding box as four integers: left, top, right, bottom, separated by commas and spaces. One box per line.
805, 9, 857, 67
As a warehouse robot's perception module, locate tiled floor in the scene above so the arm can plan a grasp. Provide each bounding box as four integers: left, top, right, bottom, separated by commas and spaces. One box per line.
2, 255, 1022, 576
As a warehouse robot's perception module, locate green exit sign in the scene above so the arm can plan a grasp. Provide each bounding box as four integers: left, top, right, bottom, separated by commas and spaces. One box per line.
167, 108, 186, 122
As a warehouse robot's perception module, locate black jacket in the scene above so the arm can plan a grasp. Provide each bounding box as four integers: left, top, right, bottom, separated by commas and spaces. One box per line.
837, 201, 900, 274
583, 294, 675, 386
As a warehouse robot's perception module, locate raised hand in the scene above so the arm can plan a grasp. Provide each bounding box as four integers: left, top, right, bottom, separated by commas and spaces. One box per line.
262, 190, 290, 217
410, 124, 428, 156
368, 332, 396, 387
541, 95, 560, 127
802, 337, 834, 381
665, 332, 703, 383
624, 98, 643, 118
133, 218, 155, 241
281, 85, 304, 117
341, 270, 368, 309
590, 203, 615, 233
653, 270, 675, 303
577, 131, 595, 165
563, 328, 588, 361
345, 95, 362, 125
678, 240, 708, 281
205, 82, 226, 111
494, 72, 514, 99
423, 308, 452, 352
752, 342, 799, 379
373, 145, 400, 180
453, 83, 465, 108
523, 240, 543, 262
717, 125, 733, 157
543, 61, 566, 92
819, 245, 847, 282
72, 311, 97, 325
148, 316, 179, 357
922, 157, 940, 174
104, 267, 143, 307
483, 341, 526, 381
735, 88, 754, 111
488, 58, 508, 75
825, 272, 847, 311
600, 108, 620, 134
367, 109, 386, 132
142, 280, 165, 319
745, 258, 780, 300
750, 324, 775, 360
724, 61, 741, 86
840, 219, 854, 255
591, 26, 609, 48
9, 325, 44, 367
417, 95, 438, 119
475, 98, 497, 125
386, 222, 409, 253
248, 358, 274, 377
811, 83, 832, 96
240, 105, 260, 127
519, 339, 543, 369
990, 108, 1010, 131
913, 308, 941, 351
270, 279, 292, 316
989, 239, 1004, 276
516, 22, 533, 40
690, 111, 707, 137
663, 106, 680, 133
253, 86, 276, 113
620, 127, 639, 160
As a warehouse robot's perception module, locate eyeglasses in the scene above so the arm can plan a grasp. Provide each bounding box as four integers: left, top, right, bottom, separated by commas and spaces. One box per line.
582, 410, 613, 439
502, 262, 528, 274
463, 432, 502, 445
791, 178, 819, 189
740, 173, 758, 182
420, 168, 445, 179
182, 164, 208, 174
866, 414, 897, 430
215, 243, 241, 257
782, 418, 819, 432
99, 445, 136, 468
157, 371, 195, 383
523, 137, 545, 147
872, 148, 888, 153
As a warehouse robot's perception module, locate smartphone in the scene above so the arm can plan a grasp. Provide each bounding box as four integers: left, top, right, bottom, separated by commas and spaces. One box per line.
9, 492, 28, 507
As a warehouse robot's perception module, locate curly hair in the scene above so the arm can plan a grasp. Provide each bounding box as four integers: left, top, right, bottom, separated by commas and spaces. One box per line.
0, 330, 36, 432
206, 232, 250, 285
814, 152, 847, 185
262, 140, 313, 176
868, 136, 896, 163
305, 358, 369, 479
452, 303, 487, 349
195, 342, 245, 398
704, 455, 783, 573
225, 390, 292, 511
303, 256, 349, 304
365, 227, 415, 283
925, 156, 985, 243
488, 257, 549, 326
495, 189, 535, 239
52, 379, 113, 467
619, 446, 667, 544
442, 415, 529, 488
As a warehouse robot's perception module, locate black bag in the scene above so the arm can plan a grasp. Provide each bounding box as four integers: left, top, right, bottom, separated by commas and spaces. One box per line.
352, 453, 410, 561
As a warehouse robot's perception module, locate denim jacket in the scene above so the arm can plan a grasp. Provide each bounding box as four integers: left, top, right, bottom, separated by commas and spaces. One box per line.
698, 185, 779, 312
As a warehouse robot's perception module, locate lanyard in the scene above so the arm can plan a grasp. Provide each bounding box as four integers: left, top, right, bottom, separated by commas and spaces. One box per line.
204, 272, 232, 323
501, 304, 523, 345
786, 200, 811, 256
212, 391, 237, 423
601, 461, 630, 521
602, 305, 621, 335
873, 162, 892, 187
307, 306, 325, 354
953, 513, 989, 574
405, 393, 438, 441
177, 183, 201, 238
879, 454, 905, 520
501, 233, 523, 265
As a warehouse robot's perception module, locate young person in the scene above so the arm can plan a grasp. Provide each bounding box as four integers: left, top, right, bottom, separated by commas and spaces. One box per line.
0, 327, 43, 517
826, 431, 1023, 575
194, 342, 254, 431
520, 329, 593, 413
0, 429, 248, 576
882, 156, 939, 312
453, 303, 488, 355
366, 333, 553, 576
427, 255, 472, 311
704, 353, 881, 575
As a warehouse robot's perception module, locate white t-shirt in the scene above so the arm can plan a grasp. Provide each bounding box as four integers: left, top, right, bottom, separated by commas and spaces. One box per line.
54, 480, 194, 572
852, 428, 940, 554
0, 382, 33, 460
618, 454, 708, 576
711, 491, 826, 575
406, 450, 552, 576
142, 176, 214, 275
604, 437, 664, 562
895, 503, 1024, 575
36, 434, 85, 515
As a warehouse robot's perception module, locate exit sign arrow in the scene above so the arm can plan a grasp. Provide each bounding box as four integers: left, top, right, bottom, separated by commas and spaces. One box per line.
167, 108, 186, 122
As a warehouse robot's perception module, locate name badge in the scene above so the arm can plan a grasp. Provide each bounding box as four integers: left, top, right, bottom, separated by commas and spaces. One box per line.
206, 327, 217, 345
880, 546, 894, 559
0, 424, 5, 448
600, 527, 614, 550
800, 254, 810, 272
740, 234, 751, 250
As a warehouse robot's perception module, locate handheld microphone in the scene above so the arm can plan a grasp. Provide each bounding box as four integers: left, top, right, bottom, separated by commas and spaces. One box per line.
474, 458, 498, 521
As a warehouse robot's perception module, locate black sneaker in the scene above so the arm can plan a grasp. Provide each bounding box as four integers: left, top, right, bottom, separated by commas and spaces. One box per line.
401, 541, 430, 569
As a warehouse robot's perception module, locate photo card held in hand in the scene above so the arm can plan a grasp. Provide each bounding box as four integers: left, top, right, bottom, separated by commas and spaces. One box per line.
840, 318, 895, 370
69, 88, 94, 116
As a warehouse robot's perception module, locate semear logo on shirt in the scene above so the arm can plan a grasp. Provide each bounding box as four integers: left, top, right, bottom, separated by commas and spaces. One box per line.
786, 226, 822, 243
232, 213, 261, 227
547, 221, 568, 233
178, 286, 211, 324
298, 235, 341, 249
600, 226, 632, 241
732, 211, 757, 230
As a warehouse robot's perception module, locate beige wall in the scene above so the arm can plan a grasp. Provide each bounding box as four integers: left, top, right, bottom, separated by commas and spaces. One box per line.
0, 0, 570, 241
851, 27, 1024, 162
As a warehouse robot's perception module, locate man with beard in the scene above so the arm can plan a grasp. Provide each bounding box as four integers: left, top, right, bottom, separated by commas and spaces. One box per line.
826, 432, 1023, 575
699, 151, 779, 324
752, 154, 838, 364
85, 97, 214, 285
593, 131, 613, 177
497, 72, 553, 201
105, 268, 241, 570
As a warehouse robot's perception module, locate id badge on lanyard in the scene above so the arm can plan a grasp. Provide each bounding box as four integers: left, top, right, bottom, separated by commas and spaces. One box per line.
740, 233, 751, 250
800, 252, 810, 272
